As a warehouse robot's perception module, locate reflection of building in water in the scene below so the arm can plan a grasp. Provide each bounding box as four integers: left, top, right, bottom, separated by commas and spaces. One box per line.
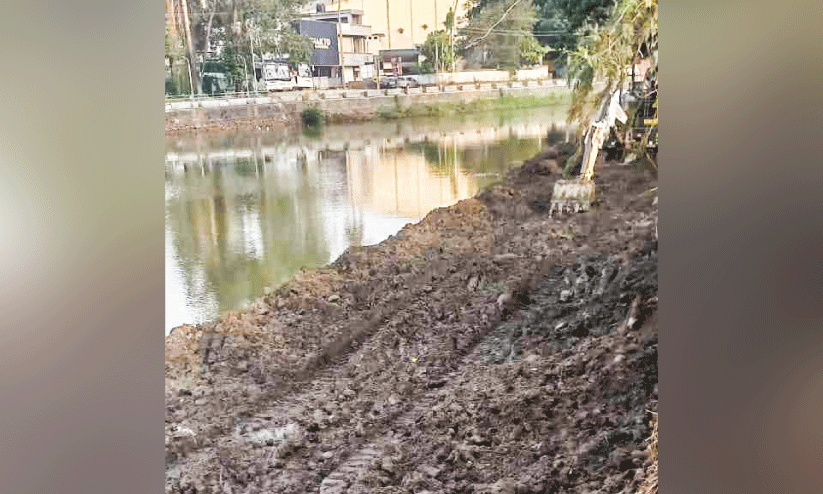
164, 110, 570, 333
165, 151, 331, 328
346, 144, 475, 218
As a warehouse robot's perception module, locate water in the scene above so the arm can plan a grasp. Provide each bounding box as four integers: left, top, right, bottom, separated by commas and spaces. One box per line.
166, 105, 572, 334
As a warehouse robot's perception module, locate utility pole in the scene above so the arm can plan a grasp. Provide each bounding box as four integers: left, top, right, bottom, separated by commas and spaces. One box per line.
450, 0, 459, 72
385, 0, 391, 49
434, 0, 439, 86
338, 0, 344, 85
435, 36, 440, 88
409, 0, 414, 44
186, 58, 195, 102
241, 55, 249, 96
179, 0, 201, 94
249, 29, 258, 95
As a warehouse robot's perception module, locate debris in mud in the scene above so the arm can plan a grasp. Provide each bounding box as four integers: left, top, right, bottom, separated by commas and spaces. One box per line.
165, 152, 658, 493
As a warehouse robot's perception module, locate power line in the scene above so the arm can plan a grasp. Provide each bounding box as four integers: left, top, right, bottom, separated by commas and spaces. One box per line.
167, 16, 589, 37
461, 27, 586, 35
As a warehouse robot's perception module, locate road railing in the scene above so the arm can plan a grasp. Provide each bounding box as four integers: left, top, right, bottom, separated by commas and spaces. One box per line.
165, 79, 570, 113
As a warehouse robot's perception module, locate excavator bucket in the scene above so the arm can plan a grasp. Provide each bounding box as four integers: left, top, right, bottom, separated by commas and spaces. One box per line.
549, 179, 596, 216
550, 89, 627, 218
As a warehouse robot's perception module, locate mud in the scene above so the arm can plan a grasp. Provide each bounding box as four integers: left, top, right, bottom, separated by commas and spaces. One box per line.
165, 145, 658, 494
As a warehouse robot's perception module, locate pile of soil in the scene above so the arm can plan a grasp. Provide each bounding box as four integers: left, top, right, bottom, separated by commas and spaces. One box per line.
165, 145, 658, 494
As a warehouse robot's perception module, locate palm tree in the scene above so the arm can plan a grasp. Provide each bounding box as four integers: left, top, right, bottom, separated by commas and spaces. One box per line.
566, 0, 657, 170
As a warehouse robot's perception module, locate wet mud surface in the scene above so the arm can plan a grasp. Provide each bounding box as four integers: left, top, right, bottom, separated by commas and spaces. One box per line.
165, 146, 658, 493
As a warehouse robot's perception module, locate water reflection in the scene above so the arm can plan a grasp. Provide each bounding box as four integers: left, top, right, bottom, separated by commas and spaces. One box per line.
166, 106, 572, 333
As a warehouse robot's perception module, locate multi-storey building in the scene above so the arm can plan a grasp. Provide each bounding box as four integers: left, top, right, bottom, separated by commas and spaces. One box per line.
305, 1, 467, 77
309, 0, 467, 52
299, 7, 376, 85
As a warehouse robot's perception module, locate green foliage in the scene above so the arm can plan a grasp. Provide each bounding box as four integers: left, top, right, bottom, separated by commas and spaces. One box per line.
461, 0, 543, 70
445, 7, 455, 31
184, 0, 312, 69
217, 43, 249, 92
562, 146, 583, 178
464, 0, 616, 73
376, 93, 568, 121
165, 76, 179, 96
421, 30, 454, 73
532, 0, 615, 54
520, 34, 549, 66
563, 0, 658, 172
300, 107, 325, 127
165, 23, 185, 60
377, 105, 402, 119
241, 0, 313, 60
566, 0, 657, 128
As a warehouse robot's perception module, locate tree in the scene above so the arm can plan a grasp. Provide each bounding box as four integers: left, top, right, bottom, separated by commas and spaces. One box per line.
242, 0, 313, 61
171, 0, 312, 95
520, 34, 549, 66
527, 0, 617, 77
166, 21, 190, 95
421, 30, 453, 73
533, 0, 615, 37
565, 0, 658, 168
164, 0, 203, 94
461, 0, 544, 70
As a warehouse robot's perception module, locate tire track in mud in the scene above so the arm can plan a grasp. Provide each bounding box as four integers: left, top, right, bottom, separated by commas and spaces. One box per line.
300, 259, 559, 493
167, 162, 659, 493
183, 250, 536, 492
310, 244, 657, 493
178, 224, 588, 492
169, 248, 511, 487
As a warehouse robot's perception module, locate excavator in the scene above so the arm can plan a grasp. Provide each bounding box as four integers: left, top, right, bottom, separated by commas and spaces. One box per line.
549, 88, 628, 217
549, 82, 657, 217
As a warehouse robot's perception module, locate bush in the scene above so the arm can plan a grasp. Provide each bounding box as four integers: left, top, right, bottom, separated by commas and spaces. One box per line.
562, 147, 583, 178
165, 77, 179, 96
301, 107, 325, 127
377, 106, 400, 119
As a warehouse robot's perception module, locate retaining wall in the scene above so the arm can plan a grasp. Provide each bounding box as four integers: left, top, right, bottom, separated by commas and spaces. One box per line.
166, 81, 572, 132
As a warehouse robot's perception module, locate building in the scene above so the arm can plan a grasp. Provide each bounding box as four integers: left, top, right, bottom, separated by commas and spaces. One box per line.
378, 48, 421, 77
296, 19, 340, 79
308, 0, 468, 52
299, 8, 376, 85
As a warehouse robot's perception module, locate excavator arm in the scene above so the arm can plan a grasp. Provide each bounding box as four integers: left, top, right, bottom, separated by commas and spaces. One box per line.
550, 90, 627, 217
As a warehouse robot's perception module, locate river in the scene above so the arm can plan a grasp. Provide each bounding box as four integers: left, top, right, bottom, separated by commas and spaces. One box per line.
165, 105, 573, 334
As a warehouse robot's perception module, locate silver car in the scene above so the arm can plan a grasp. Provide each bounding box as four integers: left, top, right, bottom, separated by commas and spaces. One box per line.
396, 76, 420, 88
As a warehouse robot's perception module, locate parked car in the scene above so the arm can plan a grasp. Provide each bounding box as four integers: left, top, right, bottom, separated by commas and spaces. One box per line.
380, 77, 398, 89
396, 76, 420, 88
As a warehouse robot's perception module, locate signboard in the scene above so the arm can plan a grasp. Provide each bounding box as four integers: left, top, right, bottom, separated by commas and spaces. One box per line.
644, 118, 658, 126
264, 63, 291, 81
311, 37, 331, 49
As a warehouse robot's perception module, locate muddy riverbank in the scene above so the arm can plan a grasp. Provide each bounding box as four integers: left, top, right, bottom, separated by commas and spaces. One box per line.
165, 144, 658, 493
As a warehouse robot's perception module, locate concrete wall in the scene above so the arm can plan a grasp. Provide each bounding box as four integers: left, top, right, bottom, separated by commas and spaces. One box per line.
515, 67, 550, 81
404, 67, 551, 86
167, 83, 571, 132
437, 70, 510, 85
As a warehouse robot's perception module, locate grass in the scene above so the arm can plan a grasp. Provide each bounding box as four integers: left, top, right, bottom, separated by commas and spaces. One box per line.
376, 92, 572, 121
